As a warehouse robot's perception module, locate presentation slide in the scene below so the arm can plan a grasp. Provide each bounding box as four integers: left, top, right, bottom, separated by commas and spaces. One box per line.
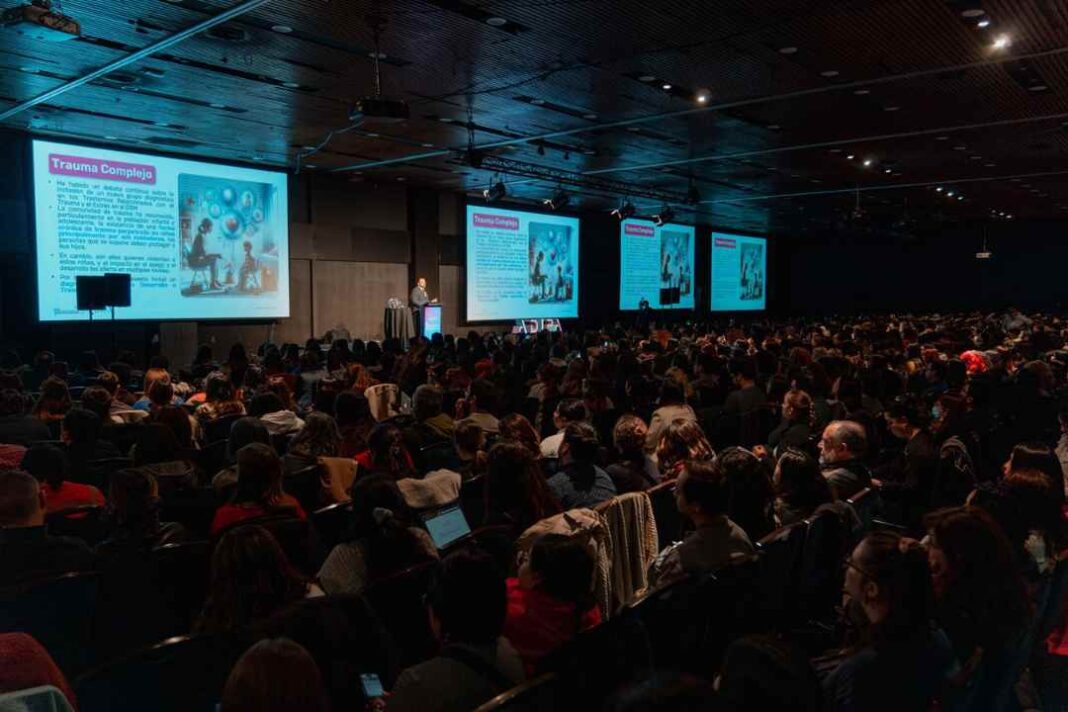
32, 139, 289, 321
465, 205, 579, 322
618, 219, 695, 310
710, 232, 767, 311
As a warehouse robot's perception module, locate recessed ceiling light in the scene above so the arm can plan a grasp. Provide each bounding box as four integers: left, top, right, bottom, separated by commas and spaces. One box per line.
582, 148, 596, 155
767, 124, 781, 130
862, 158, 874, 167
364, 132, 380, 138
627, 126, 641, 132
104, 135, 117, 140
637, 75, 656, 82
947, 190, 956, 196
396, 176, 406, 181
953, 145, 967, 150
892, 172, 902, 176
485, 16, 508, 26
530, 98, 545, 105
778, 46, 798, 54
853, 88, 871, 95
977, 18, 991, 28
985, 162, 996, 167
305, 164, 317, 169
282, 81, 301, 89
936, 187, 944, 192
820, 70, 839, 77
661, 83, 673, 90
439, 117, 454, 123
883, 168, 891, 174
970, 155, 983, 160
368, 51, 388, 60
846, 154, 855, 160
935, 135, 950, 140
992, 34, 1011, 50
1029, 84, 1048, 92
957, 195, 964, 200
884, 106, 900, 112
961, 8, 985, 18
155, 121, 170, 127
695, 89, 711, 104
583, 112, 598, 119
828, 148, 842, 153
271, 24, 293, 33
421, 142, 434, 148
209, 102, 226, 109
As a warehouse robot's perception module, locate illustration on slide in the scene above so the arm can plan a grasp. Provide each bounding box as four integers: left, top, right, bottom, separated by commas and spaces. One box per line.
739, 242, 764, 301
178, 175, 279, 297
529, 222, 574, 304
659, 230, 691, 306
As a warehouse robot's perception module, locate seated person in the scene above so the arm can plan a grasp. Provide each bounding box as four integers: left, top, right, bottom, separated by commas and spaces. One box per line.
0, 388, 49, 446
504, 533, 601, 675
768, 389, 814, 457
540, 399, 588, 460
546, 422, 616, 510
219, 638, 329, 712
387, 549, 525, 712
0, 633, 78, 711
648, 459, 755, 588
212, 417, 272, 495
21, 444, 103, 514
211, 443, 306, 536
453, 419, 487, 481
404, 384, 455, 468
188, 218, 222, 290
284, 412, 340, 474
129, 424, 196, 495
645, 379, 697, 453
818, 421, 872, 501
773, 448, 834, 526
316, 473, 437, 595
61, 407, 121, 480
96, 468, 187, 560
249, 392, 305, 437
354, 423, 417, 480
132, 367, 183, 411
0, 469, 93, 584
194, 371, 247, 424
605, 415, 659, 494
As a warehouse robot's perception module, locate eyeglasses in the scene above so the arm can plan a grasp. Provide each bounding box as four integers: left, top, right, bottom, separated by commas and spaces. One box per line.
842, 555, 873, 579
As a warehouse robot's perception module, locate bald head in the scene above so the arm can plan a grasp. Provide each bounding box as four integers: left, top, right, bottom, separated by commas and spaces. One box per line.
819, 420, 867, 464
0, 469, 45, 527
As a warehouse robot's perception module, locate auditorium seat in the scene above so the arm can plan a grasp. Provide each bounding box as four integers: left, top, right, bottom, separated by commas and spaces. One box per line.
81, 457, 134, 492
0, 571, 99, 677
202, 414, 242, 444
195, 439, 229, 484
285, 463, 326, 514
754, 520, 807, 628
100, 422, 143, 456
798, 508, 850, 621
311, 501, 353, 555
646, 480, 683, 546
474, 673, 561, 712
845, 487, 880, 533
459, 475, 485, 528
215, 513, 314, 575
74, 634, 244, 712
151, 541, 212, 636
362, 560, 439, 668
45, 504, 105, 544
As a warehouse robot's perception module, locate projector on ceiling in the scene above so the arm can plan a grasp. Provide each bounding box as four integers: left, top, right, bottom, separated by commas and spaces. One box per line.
349, 96, 410, 124
1, 2, 81, 42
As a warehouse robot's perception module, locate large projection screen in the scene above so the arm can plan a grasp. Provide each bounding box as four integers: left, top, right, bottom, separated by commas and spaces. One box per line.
465, 204, 579, 322
33, 139, 290, 321
618, 218, 696, 310
710, 232, 767, 312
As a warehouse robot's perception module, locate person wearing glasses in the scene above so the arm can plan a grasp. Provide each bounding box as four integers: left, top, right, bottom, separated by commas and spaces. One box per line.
821, 531, 956, 711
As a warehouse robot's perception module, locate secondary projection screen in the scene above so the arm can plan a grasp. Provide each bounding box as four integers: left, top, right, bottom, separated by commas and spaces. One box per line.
465, 204, 579, 321
33, 139, 289, 321
710, 232, 767, 311
619, 219, 695, 310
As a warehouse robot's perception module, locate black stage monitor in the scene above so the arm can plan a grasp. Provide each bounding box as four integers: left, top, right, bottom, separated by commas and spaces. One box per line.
75, 276, 109, 311
104, 273, 131, 308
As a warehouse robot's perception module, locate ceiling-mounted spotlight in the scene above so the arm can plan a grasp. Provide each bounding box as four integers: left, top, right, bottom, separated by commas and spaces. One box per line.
611, 199, 636, 221
543, 188, 570, 211
483, 175, 506, 202
653, 205, 676, 226
695, 88, 712, 104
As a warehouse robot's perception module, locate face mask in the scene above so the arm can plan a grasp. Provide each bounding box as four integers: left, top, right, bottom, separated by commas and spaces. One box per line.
931, 404, 943, 420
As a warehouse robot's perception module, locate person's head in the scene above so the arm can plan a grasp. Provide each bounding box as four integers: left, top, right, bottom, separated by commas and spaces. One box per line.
152, 405, 194, 449
730, 358, 757, 387
365, 423, 413, 478
781, 389, 812, 425
205, 371, 236, 403
220, 638, 329, 712
924, 506, 1030, 648
884, 397, 926, 441
248, 392, 285, 419
412, 384, 444, 422
143, 367, 171, 396
333, 390, 370, 427
234, 442, 285, 506
21, 445, 67, 490
0, 389, 25, 417
454, 419, 485, 458
148, 379, 175, 410
718, 447, 774, 535
497, 413, 541, 457
133, 423, 181, 466
417, 277, 427, 289
227, 417, 271, 463
613, 414, 648, 460
290, 412, 340, 459
717, 635, 821, 712
427, 548, 506, 645
485, 441, 560, 527
560, 421, 600, 484
842, 531, 934, 642
518, 533, 595, 610
553, 398, 588, 431
658, 378, 686, 407
656, 419, 715, 473
33, 377, 71, 417
1001, 468, 1066, 551
818, 420, 866, 465
676, 459, 729, 524
61, 407, 102, 446
0, 469, 44, 527
77, 386, 111, 422
467, 378, 499, 414
77, 351, 101, 374
774, 448, 831, 510
1003, 441, 1062, 483
198, 525, 306, 634
96, 370, 120, 397
108, 468, 161, 530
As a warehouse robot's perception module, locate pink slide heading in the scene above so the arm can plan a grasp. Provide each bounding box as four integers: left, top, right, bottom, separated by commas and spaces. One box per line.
714, 237, 737, 248
472, 213, 519, 230
624, 223, 655, 237
48, 154, 157, 184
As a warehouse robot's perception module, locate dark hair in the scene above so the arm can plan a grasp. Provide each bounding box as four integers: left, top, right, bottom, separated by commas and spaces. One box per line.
347, 473, 433, 582
924, 506, 1031, 651
0, 469, 40, 525
1002, 468, 1066, 551
854, 530, 936, 645
33, 376, 71, 418
0, 389, 25, 417
1006, 442, 1063, 484
96, 370, 120, 397
468, 378, 499, 414
775, 449, 831, 512
454, 418, 485, 456
528, 534, 595, 611
62, 407, 102, 444
730, 357, 758, 382
197, 525, 307, 634
227, 417, 272, 463
613, 414, 648, 461
680, 459, 729, 517
412, 384, 444, 421
364, 423, 415, 479
555, 398, 588, 424
718, 635, 821, 712
248, 392, 286, 418
656, 420, 714, 473
428, 548, 506, 645
658, 379, 686, 406
782, 389, 812, 424
718, 447, 774, 540
148, 379, 175, 409
133, 423, 181, 466
497, 413, 541, 458
205, 371, 236, 403
79, 386, 112, 422
289, 413, 340, 460
562, 421, 600, 492
334, 391, 371, 427
220, 638, 329, 712
152, 405, 194, 449
484, 442, 560, 530
21, 445, 67, 489
233, 443, 287, 509
108, 468, 160, 534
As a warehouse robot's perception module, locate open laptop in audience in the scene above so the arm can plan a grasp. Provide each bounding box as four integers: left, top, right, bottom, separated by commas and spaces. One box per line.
420, 503, 472, 552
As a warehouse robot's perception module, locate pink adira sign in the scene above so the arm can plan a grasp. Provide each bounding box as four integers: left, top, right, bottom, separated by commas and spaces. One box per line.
472, 213, 519, 230
714, 237, 737, 248
48, 154, 157, 184
624, 223, 655, 237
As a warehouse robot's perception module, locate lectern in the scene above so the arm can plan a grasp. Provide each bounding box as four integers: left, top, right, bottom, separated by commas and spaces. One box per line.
422, 304, 442, 338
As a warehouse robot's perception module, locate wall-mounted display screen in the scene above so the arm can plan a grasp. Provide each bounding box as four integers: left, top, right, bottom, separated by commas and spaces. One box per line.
618, 218, 695, 310
710, 232, 766, 311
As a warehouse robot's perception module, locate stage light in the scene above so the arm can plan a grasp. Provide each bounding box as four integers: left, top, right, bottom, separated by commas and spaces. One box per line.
862, 158, 874, 167
611, 199, 635, 220
947, 190, 956, 197
661, 83, 673, 90
543, 189, 570, 211
936, 187, 944, 192
846, 154, 855, 160
483, 177, 506, 202
695, 88, 711, 104
992, 34, 1011, 50
977, 18, 991, 28
653, 205, 676, 226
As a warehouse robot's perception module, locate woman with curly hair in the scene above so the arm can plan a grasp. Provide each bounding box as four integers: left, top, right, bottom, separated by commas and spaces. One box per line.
655, 419, 714, 481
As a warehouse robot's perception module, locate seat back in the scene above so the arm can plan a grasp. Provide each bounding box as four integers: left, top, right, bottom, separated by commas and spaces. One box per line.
311, 502, 353, 554
647, 480, 682, 546
419, 440, 459, 473
798, 508, 850, 620
845, 487, 880, 533
151, 541, 213, 636
459, 475, 486, 528
100, 423, 144, 456
196, 440, 230, 483
363, 560, 439, 667
754, 521, 808, 627
285, 464, 325, 514
74, 634, 244, 712
45, 505, 106, 545
0, 572, 99, 677
81, 457, 134, 492
474, 673, 561, 712
159, 486, 218, 539
738, 406, 775, 449
202, 414, 241, 444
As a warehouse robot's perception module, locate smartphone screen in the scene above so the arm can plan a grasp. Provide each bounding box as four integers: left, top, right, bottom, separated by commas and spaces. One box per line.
360, 673, 385, 698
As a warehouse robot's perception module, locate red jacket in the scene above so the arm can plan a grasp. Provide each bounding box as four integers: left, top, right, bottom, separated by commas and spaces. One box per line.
210, 495, 306, 536
503, 578, 601, 676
